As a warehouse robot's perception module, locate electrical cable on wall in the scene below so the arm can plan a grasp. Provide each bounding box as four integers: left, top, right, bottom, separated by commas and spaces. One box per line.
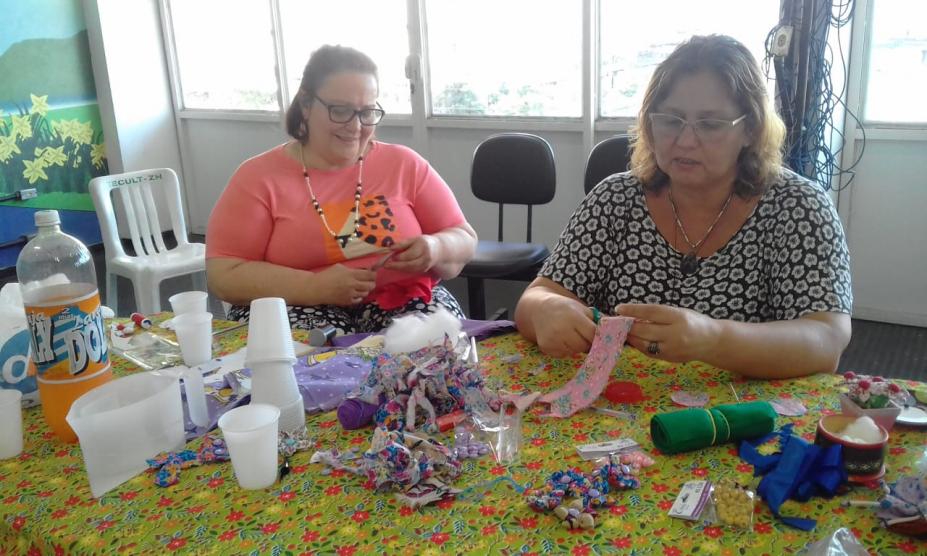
765, 0, 865, 191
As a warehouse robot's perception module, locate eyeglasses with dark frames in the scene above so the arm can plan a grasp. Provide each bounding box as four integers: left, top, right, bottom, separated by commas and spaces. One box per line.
649, 113, 746, 143
314, 96, 385, 126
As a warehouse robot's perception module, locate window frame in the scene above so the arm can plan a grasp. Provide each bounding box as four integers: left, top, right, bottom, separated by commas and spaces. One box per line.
838, 0, 927, 149
158, 0, 641, 134
165, 0, 905, 141
855, 0, 927, 131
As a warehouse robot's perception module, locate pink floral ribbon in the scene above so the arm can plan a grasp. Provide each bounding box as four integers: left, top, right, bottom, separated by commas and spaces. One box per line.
539, 316, 634, 417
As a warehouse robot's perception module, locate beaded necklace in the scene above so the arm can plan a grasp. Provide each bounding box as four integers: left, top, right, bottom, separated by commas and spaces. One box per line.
298, 143, 364, 247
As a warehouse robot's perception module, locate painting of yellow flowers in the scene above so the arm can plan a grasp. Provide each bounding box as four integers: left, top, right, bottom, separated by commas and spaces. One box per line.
1, 0, 109, 269
0, 93, 108, 211
0, 0, 108, 213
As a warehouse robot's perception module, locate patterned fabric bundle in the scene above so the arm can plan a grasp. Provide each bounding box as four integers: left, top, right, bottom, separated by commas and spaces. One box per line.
311, 428, 462, 507
349, 335, 496, 433
146, 435, 230, 487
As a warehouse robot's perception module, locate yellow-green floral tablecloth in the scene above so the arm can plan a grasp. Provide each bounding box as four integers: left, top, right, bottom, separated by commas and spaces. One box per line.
2, 318, 927, 555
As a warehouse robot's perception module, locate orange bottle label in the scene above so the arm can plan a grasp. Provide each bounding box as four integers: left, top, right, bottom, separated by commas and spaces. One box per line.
25, 286, 109, 382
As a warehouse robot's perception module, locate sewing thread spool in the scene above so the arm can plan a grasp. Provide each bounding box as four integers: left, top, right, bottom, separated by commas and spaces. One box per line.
130, 312, 152, 329
309, 324, 337, 347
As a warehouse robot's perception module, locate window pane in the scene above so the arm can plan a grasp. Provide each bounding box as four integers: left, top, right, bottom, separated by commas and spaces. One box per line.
426, 0, 582, 117
864, 0, 927, 123
279, 0, 410, 115
169, 0, 277, 111
599, 0, 779, 118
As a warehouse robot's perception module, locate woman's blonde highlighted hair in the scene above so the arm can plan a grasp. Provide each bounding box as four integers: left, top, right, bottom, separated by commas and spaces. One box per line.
629, 35, 786, 197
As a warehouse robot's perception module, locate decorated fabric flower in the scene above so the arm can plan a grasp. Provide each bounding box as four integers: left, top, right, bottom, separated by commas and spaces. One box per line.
843, 372, 906, 409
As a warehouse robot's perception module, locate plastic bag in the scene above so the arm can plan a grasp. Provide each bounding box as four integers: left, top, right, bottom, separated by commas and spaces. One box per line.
472, 400, 523, 464
707, 480, 755, 529
0, 283, 39, 407
800, 528, 870, 556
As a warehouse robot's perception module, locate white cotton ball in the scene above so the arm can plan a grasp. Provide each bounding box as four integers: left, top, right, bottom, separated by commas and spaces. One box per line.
383, 308, 463, 354
839, 416, 884, 445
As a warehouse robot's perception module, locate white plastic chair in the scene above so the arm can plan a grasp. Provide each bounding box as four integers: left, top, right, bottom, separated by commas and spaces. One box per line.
89, 168, 205, 315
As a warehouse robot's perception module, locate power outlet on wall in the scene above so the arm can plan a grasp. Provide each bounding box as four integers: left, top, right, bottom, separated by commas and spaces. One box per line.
771, 26, 793, 57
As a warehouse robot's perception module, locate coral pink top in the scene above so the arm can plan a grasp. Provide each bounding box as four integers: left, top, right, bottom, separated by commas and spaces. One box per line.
207, 142, 467, 309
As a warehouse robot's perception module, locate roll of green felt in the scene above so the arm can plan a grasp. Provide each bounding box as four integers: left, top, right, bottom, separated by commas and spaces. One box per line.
650, 401, 777, 455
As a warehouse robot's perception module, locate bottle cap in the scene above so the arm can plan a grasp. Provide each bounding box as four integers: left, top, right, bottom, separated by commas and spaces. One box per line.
603, 380, 644, 404
34, 210, 61, 227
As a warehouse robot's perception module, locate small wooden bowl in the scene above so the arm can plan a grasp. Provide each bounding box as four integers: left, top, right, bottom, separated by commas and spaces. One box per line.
815, 415, 888, 482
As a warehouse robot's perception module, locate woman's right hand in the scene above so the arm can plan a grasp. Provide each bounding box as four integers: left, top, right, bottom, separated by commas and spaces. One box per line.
313, 264, 377, 306
531, 296, 597, 357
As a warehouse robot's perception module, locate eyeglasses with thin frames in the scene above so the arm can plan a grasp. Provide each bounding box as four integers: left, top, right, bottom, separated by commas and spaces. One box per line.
649, 113, 746, 143
314, 96, 385, 126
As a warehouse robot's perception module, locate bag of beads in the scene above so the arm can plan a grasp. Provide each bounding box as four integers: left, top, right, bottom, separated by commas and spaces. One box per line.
707, 480, 755, 529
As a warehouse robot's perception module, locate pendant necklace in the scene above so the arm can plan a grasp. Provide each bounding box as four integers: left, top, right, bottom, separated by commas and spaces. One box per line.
299, 143, 364, 248
668, 187, 734, 275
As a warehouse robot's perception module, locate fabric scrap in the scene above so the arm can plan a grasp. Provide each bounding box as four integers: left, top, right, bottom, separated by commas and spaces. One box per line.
539, 316, 634, 418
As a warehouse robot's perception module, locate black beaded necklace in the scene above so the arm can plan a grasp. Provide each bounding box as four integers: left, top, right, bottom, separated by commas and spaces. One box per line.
298, 143, 364, 248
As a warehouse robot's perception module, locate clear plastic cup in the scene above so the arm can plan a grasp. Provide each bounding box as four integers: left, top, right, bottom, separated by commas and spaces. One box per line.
276, 395, 306, 433
0, 390, 23, 459
169, 291, 208, 316
218, 403, 280, 490
249, 360, 301, 407
172, 312, 213, 366
245, 298, 295, 363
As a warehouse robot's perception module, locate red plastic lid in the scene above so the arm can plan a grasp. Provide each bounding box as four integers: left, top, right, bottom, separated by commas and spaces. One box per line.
603, 380, 644, 404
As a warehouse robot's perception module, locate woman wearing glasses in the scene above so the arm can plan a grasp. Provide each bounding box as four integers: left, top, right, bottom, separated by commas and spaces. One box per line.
515, 35, 851, 379
207, 45, 476, 333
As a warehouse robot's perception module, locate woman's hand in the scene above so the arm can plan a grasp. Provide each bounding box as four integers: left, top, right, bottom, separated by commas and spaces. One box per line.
532, 297, 597, 358
617, 304, 722, 362
384, 235, 441, 274
314, 264, 377, 306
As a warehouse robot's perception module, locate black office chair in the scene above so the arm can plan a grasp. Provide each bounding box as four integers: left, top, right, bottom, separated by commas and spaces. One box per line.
583, 135, 632, 195
460, 133, 556, 320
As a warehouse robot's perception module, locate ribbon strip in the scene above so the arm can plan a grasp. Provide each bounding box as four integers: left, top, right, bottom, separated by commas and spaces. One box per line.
739, 424, 847, 531
539, 316, 634, 418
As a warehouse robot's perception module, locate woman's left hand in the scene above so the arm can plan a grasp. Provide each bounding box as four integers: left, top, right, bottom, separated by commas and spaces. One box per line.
384, 235, 441, 274
616, 303, 722, 363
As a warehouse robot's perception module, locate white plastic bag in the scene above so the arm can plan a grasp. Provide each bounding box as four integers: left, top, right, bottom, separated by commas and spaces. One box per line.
801, 528, 870, 556
0, 283, 39, 407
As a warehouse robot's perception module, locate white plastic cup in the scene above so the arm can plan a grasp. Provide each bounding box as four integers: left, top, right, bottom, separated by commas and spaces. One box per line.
249, 360, 301, 406
276, 395, 306, 433
169, 291, 208, 316
245, 298, 295, 363
172, 312, 213, 366
218, 403, 280, 490
0, 390, 23, 459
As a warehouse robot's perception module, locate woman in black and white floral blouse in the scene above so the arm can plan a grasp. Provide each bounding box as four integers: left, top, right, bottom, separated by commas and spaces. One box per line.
515, 35, 852, 379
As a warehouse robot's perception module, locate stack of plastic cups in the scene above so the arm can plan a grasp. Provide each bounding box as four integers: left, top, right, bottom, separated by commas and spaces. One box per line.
244, 298, 305, 434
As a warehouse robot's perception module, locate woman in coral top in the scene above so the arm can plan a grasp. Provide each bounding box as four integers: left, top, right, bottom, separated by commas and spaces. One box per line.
207, 45, 477, 333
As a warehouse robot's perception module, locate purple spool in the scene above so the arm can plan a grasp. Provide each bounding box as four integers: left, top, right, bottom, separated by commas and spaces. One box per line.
337, 399, 379, 430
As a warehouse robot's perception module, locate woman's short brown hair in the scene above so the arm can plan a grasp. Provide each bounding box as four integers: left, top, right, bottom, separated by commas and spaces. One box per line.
629, 35, 786, 197
284, 45, 378, 143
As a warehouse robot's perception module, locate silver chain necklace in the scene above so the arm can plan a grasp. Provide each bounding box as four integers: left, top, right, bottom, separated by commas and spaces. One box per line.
668, 188, 734, 275
299, 143, 364, 248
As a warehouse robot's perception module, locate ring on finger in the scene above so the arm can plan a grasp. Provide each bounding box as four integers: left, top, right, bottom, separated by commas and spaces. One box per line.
647, 341, 660, 355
